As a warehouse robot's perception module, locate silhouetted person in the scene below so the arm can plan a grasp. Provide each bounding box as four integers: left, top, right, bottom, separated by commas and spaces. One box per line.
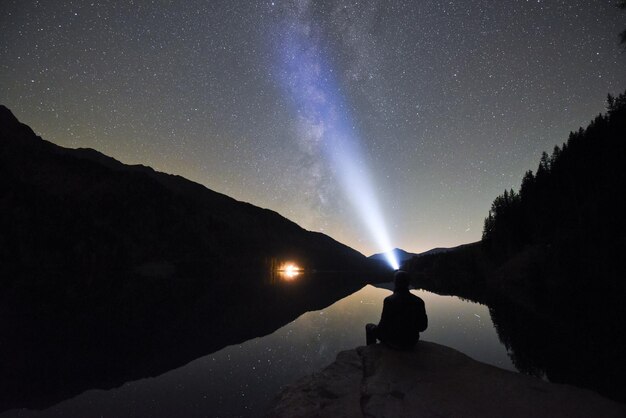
366, 270, 428, 349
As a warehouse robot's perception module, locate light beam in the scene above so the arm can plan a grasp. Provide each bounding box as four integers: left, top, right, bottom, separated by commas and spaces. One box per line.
275, 5, 399, 270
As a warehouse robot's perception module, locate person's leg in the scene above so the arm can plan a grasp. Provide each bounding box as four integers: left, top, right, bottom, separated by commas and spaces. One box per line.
366, 323, 378, 345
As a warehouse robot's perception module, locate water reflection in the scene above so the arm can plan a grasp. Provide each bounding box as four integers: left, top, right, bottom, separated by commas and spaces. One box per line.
0, 285, 513, 418
0, 270, 365, 414
487, 295, 626, 402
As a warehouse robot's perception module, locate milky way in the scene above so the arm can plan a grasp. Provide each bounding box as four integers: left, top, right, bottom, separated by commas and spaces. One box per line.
276, 1, 398, 267
1, 0, 625, 255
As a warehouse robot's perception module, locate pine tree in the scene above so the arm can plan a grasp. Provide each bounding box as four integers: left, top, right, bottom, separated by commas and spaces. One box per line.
520, 170, 535, 198
536, 151, 551, 178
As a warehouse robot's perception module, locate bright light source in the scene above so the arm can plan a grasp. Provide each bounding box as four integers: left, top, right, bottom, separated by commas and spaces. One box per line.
383, 249, 400, 271
277, 263, 303, 280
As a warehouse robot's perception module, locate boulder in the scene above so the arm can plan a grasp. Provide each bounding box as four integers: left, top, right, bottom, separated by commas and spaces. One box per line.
267, 341, 625, 417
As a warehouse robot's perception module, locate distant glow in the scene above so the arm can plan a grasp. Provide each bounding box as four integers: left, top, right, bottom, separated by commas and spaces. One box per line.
277, 263, 303, 280
276, 9, 399, 270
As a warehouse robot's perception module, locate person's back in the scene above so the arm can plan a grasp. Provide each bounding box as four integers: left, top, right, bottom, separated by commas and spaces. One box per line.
366, 271, 428, 349
377, 290, 427, 348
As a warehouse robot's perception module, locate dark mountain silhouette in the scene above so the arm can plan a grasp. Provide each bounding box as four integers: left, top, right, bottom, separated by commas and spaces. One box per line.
368, 247, 417, 264
405, 91, 626, 403
0, 105, 390, 412
369, 247, 457, 270
0, 104, 384, 280
414, 246, 455, 257
404, 242, 488, 298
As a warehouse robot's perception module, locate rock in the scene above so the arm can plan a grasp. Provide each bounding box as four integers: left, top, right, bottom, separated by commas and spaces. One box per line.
267, 350, 364, 418
267, 341, 626, 418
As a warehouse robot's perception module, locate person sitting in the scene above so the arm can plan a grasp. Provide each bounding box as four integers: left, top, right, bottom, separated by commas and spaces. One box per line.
366, 270, 428, 349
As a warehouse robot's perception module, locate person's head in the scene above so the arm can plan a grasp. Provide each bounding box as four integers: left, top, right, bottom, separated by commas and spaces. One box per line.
394, 270, 410, 292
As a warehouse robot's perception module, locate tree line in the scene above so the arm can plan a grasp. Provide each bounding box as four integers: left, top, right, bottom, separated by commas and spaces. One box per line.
482, 91, 626, 296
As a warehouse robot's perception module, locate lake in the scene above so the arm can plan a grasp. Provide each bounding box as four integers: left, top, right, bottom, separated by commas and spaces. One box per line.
1, 283, 514, 417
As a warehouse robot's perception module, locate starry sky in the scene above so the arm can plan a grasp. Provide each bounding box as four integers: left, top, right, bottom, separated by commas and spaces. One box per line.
1, 1, 625, 256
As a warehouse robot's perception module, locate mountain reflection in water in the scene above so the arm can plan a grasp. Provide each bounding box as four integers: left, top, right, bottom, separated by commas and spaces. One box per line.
1, 284, 512, 418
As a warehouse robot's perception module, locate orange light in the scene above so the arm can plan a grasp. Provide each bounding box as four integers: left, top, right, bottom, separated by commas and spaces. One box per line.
277, 263, 303, 280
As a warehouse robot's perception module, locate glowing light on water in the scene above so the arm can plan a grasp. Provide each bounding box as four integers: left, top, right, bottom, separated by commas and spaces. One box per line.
277, 263, 303, 281
275, 6, 399, 270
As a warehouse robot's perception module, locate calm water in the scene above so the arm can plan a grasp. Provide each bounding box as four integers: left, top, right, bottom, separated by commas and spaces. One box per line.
2, 284, 514, 417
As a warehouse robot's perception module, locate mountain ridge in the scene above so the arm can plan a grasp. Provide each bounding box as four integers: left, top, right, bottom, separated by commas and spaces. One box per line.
368, 245, 463, 267
0, 104, 381, 279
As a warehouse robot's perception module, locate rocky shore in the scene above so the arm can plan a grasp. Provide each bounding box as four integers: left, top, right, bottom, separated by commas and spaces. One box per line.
267, 341, 625, 417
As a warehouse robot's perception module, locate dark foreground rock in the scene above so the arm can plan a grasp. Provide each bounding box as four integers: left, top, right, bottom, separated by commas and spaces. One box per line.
267, 341, 625, 418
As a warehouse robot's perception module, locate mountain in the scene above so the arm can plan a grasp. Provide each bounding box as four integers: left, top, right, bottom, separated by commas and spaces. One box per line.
416, 247, 454, 256
0, 104, 385, 280
369, 246, 458, 269
0, 105, 390, 411
369, 248, 417, 265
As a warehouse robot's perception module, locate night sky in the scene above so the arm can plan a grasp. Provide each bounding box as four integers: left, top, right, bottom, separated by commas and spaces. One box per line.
1, 1, 625, 256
